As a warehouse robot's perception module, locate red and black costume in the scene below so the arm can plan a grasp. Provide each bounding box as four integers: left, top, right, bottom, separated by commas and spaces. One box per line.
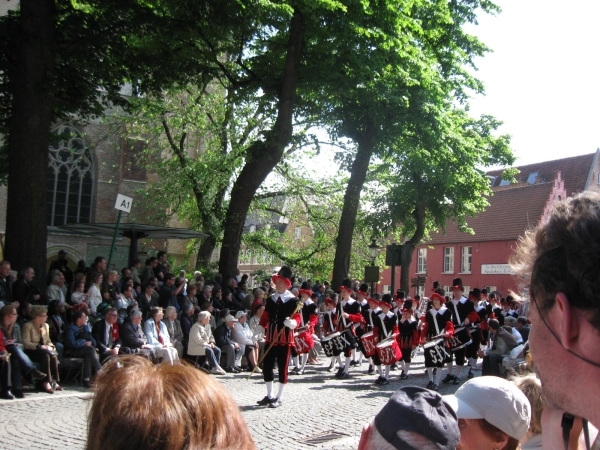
398, 316, 419, 363
447, 296, 478, 366
371, 311, 399, 366
421, 304, 455, 368
259, 290, 301, 385
335, 298, 362, 358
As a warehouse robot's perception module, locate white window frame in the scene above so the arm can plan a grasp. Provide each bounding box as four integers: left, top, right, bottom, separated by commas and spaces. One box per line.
485, 285, 497, 293
460, 246, 472, 273
417, 248, 427, 273
382, 285, 391, 294
443, 247, 454, 273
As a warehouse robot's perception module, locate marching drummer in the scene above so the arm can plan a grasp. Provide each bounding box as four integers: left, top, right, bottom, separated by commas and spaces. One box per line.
364, 297, 381, 375
290, 282, 318, 375
256, 266, 302, 409
398, 300, 419, 380
335, 278, 363, 379
322, 296, 340, 372
372, 294, 399, 386
466, 289, 488, 378
442, 278, 478, 386
353, 283, 371, 368
420, 292, 455, 391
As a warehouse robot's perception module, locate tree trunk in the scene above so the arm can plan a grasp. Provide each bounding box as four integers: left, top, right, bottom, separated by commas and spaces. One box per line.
218, 9, 305, 278
331, 120, 376, 289
4, 0, 56, 290
196, 234, 216, 268
399, 196, 427, 293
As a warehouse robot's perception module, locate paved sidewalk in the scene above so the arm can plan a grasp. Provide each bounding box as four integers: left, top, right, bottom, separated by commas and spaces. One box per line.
0, 351, 467, 449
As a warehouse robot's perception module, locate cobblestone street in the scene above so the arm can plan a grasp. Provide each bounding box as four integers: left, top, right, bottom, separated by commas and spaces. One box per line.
0, 351, 465, 449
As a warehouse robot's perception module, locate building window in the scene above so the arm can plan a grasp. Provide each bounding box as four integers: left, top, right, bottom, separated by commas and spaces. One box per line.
463, 285, 471, 294
294, 227, 302, 240
417, 248, 427, 273
48, 123, 95, 226
485, 285, 497, 293
443, 247, 454, 273
461, 246, 472, 273
382, 285, 391, 294
526, 171, 539, 184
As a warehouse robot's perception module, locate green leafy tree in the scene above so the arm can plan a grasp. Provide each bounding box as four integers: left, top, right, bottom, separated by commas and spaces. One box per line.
324, 0, 504, 289
365, 106, 515, 293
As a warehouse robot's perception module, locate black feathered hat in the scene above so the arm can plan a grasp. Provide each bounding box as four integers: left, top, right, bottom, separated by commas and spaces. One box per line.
299, 281, 312, 298
358, 283, 369, 296
340, 278, 353, 292
451, 278, 464, 291
271, 266, 292, 289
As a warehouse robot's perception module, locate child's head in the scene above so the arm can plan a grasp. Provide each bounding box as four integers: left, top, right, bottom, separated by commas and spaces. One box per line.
75, 281, 85, 292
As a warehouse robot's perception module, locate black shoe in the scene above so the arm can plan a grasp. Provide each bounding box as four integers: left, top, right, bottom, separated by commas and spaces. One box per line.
380, 378, 389, 386
374, 376, 383, 385
31, 370, 47, 381
367, 365, 375, 375
400, 374, 408, 380
327, 362, 334, 371
390, 364, 398, 371
290, 367, 299, 375
334, 368, 344, 378
234, 365, 245, 372
355, 360, 362, 367
400, 370, 405, 376
297, 368, 305, 375
257, 396, 276, 406
340, 372, 349, 379
12, 389, 24, 399
82, 380, 93, 389
349, 360, 357, 367
432, 383, 440, 391
442, 374, 455, 383
453, 376, 461, 385
467, 370, 475, 379
225, 367, 239, 373
426, 381, 434, 389
0, 389, 14, 400
268, 400, 282, 408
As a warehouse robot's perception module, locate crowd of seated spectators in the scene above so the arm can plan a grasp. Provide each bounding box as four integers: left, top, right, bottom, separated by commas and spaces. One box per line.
0, 252, 283, 399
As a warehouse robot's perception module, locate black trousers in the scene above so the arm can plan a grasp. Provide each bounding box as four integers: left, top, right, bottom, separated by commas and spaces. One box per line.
263, 345, 291, 384
25, 348, 60, 383
70, 346, 101, 380
482, 354, 503, 377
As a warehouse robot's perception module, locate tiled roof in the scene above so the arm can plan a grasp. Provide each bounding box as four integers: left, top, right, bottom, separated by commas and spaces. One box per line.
425, 182, 555, 244
486, 153, 595, 196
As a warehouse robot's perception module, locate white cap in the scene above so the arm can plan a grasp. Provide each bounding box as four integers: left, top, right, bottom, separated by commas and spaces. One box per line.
234, 311, 247, 319
224, 315, 238, 322
443, 376, 531, 440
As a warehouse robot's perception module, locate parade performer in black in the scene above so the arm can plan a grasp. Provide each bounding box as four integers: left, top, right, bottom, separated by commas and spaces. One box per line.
353, 283, 371, 367
371, 294, 398, 385
290, 282, 318, 375
256, 267, 302, 408
397, 300, 419, 380
334, 278, 363, 379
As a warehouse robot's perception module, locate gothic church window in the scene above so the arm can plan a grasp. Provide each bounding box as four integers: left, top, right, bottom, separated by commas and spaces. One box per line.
47, 124, 95, 226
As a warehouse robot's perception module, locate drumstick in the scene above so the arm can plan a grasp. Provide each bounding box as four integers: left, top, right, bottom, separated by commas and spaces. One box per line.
247, 300, 303, 380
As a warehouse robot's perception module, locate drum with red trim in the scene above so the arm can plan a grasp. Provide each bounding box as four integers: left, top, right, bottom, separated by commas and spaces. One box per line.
376, 335, 402, 365
294, 331, 314, 354
360, 330, 379, 357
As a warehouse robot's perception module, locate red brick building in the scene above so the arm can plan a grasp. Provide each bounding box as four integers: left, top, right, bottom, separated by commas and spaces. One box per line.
378, 151, 600, 296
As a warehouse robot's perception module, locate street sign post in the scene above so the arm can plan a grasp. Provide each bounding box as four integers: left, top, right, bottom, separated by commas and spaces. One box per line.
108, 194, 133, 268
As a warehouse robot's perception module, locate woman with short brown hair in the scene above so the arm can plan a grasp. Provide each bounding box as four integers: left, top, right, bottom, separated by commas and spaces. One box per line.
86, 356, 256, 450
22, 305, 61, 393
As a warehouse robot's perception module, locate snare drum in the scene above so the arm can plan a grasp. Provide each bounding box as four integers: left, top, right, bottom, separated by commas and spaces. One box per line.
376, 335, 402, 365
340, 328, 359, 352
294, 331, 314, 355
360, 331, 379, 357
321, 332, 344, 357
423, 339, 450, 368
446, 327, 472, 352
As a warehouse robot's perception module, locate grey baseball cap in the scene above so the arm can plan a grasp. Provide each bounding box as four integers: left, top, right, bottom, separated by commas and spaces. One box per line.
443, 376, 531, 440
374, 386, 459, 450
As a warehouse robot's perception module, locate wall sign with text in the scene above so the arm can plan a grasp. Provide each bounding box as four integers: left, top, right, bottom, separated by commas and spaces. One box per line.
480, 264, 515, 275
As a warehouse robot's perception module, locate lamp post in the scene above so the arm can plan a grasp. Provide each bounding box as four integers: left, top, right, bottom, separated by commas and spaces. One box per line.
367, 239, 380, 294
